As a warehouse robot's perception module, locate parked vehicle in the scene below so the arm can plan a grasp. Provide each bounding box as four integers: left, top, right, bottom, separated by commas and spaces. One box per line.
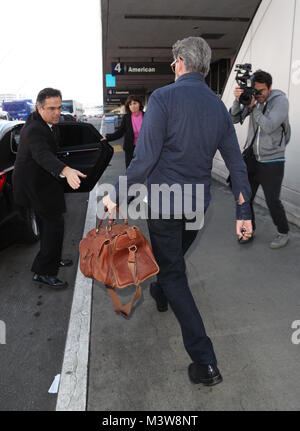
2, 99, 35, 121
0, 120, 39, 245
59, 112, 76, 122
61, 100, 84, 121
100, 113, 119, 135
0, 120, 113, 248
0, 110, 11, 120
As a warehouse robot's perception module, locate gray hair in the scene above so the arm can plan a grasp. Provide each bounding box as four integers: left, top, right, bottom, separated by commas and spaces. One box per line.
172, 37, 211, 77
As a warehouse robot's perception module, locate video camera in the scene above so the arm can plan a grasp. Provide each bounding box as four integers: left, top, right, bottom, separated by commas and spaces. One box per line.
235, 63, 262, 106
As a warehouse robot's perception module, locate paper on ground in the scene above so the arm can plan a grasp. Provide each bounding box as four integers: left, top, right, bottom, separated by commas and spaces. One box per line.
48, 374, 61, 394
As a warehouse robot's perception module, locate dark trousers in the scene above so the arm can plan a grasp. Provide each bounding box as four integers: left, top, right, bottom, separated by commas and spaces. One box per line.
249, 161, 289, 234
125, 149, 134, 169
31, 213, 64, 276
147, 217, 217, 365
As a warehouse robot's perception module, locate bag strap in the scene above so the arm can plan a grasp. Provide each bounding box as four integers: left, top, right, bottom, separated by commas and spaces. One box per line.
97, 206, 128, 232
243, 103, 268, 150
107, 284, 142, 317
279, 122, 289, 147
106, 245, 142, 317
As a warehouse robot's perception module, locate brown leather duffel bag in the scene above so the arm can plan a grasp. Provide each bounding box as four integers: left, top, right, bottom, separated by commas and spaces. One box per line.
79, 211, 159, 316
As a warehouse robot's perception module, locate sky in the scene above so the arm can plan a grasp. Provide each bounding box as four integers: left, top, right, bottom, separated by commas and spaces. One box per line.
0, 0, 103, 107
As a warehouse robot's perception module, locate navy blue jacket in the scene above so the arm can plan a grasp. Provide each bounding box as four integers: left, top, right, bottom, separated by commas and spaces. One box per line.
117, 72, 251, 219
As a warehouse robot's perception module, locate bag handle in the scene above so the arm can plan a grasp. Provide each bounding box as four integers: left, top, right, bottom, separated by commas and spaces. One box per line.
96, 206, 128, 233
106, 245, 142, 317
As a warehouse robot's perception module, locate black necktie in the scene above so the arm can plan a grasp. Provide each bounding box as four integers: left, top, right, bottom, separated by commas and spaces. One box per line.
51, 126, 60, 150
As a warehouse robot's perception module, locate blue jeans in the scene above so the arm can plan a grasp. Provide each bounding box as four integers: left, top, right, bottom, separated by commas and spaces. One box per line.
147, 216, 217, 364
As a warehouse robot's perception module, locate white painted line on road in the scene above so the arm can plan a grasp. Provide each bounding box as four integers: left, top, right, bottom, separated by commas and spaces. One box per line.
56, 186, 97, 411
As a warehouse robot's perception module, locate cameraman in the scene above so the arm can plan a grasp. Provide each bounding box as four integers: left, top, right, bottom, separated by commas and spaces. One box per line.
231, 70, 290, 249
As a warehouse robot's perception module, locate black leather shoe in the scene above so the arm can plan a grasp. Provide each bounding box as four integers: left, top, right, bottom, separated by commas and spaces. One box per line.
188, 363, 223, 386
150, 282, 168, 312
59, 259, 73, 267
33, 274, 68, 289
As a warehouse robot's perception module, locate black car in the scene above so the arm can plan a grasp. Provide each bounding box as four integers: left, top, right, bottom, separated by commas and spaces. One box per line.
0, 119, 113, 247
59, 112, 76, 122
0, 120, 38, 245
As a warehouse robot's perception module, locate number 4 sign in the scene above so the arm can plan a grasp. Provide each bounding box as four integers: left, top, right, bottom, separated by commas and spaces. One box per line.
111, 62, 125, 75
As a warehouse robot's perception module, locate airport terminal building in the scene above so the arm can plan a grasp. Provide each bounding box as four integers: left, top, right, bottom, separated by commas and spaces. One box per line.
219, 0, 300, 227
101, 0, 300, 226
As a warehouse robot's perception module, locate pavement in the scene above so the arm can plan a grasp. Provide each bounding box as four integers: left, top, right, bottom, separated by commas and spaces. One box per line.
1, 137, 300, 411
0, 193, 89, 411
86, 141, 300, 411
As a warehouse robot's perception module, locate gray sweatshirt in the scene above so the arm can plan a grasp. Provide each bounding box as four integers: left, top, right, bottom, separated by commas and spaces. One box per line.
230, 90, 290, 161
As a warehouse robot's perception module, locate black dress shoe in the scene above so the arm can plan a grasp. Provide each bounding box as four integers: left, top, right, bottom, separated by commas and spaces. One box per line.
150, 282, 168, 312
59, 259, 73, 267
188, 363, 223, 386
33, 274, 68, 289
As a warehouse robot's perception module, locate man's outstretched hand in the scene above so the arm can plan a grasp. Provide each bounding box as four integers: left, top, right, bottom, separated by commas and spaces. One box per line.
61, 166, 87, 190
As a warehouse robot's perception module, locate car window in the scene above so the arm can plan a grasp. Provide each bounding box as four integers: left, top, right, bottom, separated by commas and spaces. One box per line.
10, 128, 22, 154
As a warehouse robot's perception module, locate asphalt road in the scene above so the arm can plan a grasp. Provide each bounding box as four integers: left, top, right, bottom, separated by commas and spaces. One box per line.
0, 192, 88, 411
87, 144, 300, 411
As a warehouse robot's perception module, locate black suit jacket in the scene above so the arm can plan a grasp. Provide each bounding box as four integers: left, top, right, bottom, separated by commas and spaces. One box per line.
13, 112, 66, 217
106, 112, 144, 154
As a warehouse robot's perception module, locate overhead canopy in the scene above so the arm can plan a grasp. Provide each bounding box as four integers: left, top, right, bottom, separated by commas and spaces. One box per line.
101, 0, 261, 105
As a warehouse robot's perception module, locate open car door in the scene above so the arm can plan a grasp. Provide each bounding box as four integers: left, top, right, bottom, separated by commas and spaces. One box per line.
0, 121, 24, 172
56, 122, 114, 193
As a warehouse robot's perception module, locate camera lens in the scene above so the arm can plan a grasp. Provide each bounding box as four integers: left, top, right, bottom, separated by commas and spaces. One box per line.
239, 88, 253, 106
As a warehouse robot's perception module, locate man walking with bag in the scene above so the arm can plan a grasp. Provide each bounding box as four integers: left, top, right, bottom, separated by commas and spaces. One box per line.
104, 37, 252, 386
231, 70, 290, 248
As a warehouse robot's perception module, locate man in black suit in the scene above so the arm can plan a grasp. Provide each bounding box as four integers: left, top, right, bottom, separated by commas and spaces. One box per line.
13, 88, 86, 289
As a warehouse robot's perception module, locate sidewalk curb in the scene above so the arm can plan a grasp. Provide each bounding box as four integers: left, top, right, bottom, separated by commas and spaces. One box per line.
56, 186, 96, 411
